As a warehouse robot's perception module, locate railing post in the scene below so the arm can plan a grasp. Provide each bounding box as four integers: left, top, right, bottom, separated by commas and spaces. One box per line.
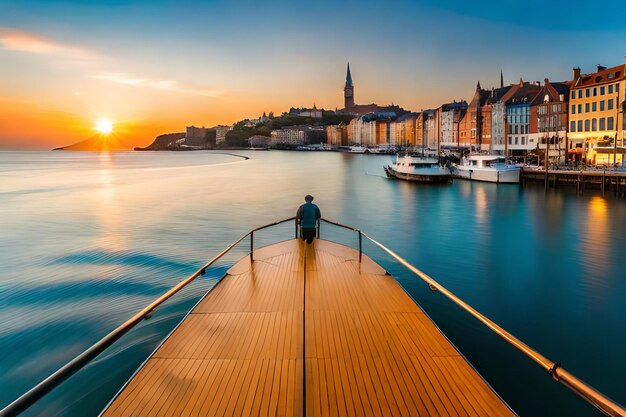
317, 219, 320, 239
250, 231, 254, 262
295, 219, 298, 239
358, 231, 362, 263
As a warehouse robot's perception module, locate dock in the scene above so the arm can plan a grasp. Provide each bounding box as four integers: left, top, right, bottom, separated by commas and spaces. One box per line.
101, 239, 515, 417
522, 168, 626, 197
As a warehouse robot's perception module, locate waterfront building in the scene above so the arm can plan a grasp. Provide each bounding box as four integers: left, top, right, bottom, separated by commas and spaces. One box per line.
529, 79, 570, 164
270, 128, 306, 146
459, 82, 491, 151
376, 119, 391, 145
438, 101, 467, 149
502, 79, 542, 160
392, 113, 419, 147
326, 125, 345, 146
488, 86, 513, 154
249, 135, 270, 147
185, 125, 211, 142
389, 120, 398, 146
347, 118, 357, 144
415, 113, 424, 148
422, 109, 437, 149
214, 125, 230, 145
568, 64, 626, 165
349, 112, 397, 146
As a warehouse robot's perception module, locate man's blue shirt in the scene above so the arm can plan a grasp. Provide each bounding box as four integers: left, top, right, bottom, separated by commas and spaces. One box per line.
298, 202, 321, 228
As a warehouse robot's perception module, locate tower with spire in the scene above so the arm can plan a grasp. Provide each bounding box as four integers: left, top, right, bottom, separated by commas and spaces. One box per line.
344, 63, 355, 109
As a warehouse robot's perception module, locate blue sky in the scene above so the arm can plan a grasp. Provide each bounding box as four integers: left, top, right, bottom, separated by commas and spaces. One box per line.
1, 0, 625, 148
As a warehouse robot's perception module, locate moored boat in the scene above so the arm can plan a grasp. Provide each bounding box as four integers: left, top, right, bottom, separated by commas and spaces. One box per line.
338, 145, 367, 153
385, 153, 452, 183
451, 154, 521, 183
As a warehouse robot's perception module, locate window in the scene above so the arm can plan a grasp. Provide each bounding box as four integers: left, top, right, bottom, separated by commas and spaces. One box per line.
578, 104, 582, 113
585, 103, 590, 112
593, 87, 597, 96
585, 120, 590, 131
515, 137, 518, 145
592, 119, 597, 131
571, 91, 576, 99
570, 121, 576, 132
578, 120, 583, 131
586, 89, 590, 97
608, 117, 614, 130
609, 84, 613, 94
608, 99, 614, 110
522, 137, 526, 145
578, 90, 583, 99
600, 86, 605, 95
508, 137, 512, 144
600, 100, 605, 111
592, 102, 597, 111
600, 118, 606, 130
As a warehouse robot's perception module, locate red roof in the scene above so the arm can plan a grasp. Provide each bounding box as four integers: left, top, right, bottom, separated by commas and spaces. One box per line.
573, 64, 626, 89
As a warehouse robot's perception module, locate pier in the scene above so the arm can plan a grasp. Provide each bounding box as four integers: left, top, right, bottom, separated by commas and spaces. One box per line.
522, 168, 626, 197
100, 239, 515, 417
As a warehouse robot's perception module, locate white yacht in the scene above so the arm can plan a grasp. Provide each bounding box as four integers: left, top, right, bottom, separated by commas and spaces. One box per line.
451, 155, 520, 183
338, 145, 367, 153
384, 154, 452, 183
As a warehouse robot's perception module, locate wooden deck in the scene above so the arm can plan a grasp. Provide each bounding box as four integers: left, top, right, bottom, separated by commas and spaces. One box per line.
101, 239, 516, 417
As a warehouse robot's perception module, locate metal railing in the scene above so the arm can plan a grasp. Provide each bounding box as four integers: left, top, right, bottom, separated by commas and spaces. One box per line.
320, 218, 626, 417
0, 217, 296, 417
3, 217, 625, 417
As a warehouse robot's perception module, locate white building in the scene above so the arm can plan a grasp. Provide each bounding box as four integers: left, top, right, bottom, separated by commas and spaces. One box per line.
270, 129, 306, 145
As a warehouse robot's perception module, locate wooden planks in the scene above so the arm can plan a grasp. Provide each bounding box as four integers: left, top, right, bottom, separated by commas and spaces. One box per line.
101, 239, 516, 417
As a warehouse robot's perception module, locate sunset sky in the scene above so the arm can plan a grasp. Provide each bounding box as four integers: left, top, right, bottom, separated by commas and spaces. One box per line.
1, 0, 625, 150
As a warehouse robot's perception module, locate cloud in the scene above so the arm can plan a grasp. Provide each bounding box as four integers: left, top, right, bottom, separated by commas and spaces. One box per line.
93, 72, 224, 98
0, 28, 97, 60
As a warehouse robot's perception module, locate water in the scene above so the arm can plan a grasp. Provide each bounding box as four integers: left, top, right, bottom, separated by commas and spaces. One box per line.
1, 150, 625, 416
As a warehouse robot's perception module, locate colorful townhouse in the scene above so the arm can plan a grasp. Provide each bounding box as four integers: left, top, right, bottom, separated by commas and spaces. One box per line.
529, 79, 570, 164
438, 101, 467, 149
568, 64, 626, 165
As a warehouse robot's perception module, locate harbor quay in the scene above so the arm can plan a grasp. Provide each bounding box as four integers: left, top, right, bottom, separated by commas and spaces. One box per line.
150, 61, 626, 172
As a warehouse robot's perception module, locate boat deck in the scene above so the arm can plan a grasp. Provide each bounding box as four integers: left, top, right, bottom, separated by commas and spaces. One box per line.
101, 239, 515, 417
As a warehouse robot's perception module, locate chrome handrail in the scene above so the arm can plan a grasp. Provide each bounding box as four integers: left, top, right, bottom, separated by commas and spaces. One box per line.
0, 217, 296, 417
320, 218, 626, 417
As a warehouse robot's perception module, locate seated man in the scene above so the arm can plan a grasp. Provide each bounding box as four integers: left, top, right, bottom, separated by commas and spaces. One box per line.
296, 195, 321, 244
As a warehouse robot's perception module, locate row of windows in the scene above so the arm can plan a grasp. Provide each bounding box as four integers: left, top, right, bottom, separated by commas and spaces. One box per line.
506, 106, 529, 115
506, 136, 535, 145
538, 104, 562, 114
508, 115, 530, 124
508, 125, 529, 134
571, 99, 614, 114
571, 83, 618, 99
570, 117, 615, 132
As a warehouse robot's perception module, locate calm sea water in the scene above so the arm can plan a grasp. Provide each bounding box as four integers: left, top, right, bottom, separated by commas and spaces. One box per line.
1, 150, 625, 416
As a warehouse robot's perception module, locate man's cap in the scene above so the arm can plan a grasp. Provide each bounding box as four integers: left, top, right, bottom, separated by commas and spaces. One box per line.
305, 195, 314, 202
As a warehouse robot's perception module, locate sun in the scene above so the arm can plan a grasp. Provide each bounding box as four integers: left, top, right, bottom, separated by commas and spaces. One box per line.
96, 119, 113, 134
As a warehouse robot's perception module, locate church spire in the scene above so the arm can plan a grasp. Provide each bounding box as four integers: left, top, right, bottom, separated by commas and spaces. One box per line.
476, 80, 481, 91
500, 70, 504, 88
343, 62, 355, 109
346, 62, 353, 88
